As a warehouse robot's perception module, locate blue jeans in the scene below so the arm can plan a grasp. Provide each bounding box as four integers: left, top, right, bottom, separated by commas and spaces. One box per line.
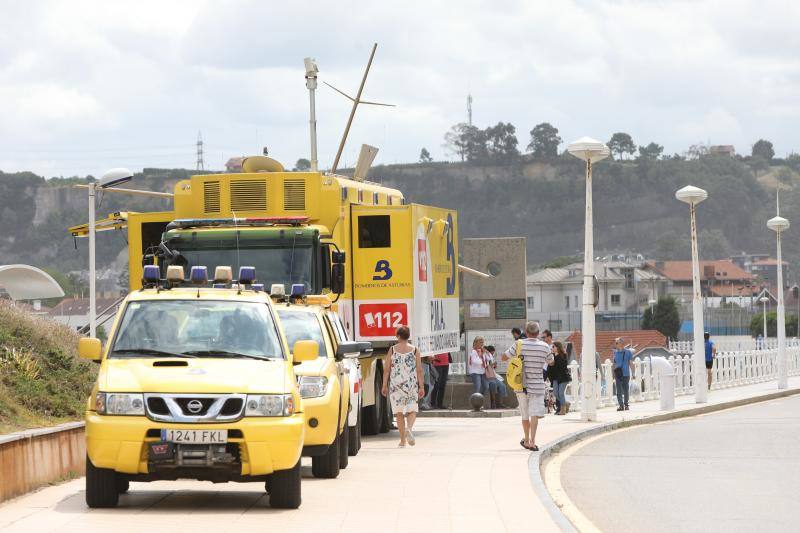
555, 381, 568, 407
488, 378, 507, 398
615, 376, 630, 408
470, 373, 489, 395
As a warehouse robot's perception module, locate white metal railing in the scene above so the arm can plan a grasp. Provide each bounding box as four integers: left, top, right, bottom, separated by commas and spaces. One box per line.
564, 346, 800, 413
669, 338, 800, 353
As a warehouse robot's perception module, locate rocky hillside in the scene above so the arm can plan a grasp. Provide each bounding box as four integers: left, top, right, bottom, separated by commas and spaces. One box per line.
1, 155, 797, 278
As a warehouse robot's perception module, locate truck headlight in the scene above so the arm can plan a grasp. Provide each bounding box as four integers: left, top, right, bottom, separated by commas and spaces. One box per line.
298, 376, 328, 398
245, 394, 294, 416
96, 392, 145, 415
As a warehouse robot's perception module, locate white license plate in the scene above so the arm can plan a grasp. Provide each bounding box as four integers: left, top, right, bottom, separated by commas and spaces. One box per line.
161, 429, 227, 444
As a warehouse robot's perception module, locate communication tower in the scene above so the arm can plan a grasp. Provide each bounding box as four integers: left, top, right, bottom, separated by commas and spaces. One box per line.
467, 94, 473, 126
196, 131, 204, 171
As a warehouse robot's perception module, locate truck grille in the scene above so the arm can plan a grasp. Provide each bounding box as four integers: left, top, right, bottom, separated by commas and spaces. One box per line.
283, 179, 306, 210
230, 179, 267, 211
204, 181, 221, 213
143, 393, 247, 423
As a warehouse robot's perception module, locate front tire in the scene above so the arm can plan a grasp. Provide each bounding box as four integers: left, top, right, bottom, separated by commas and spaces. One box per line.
268, 460, 301, 509
361, 365, 384, 436
116, 478, 130, 493
311, 430, 340, 479
347, 411, 361, 456
338, 425, 349, 469
85, 456, 119, 508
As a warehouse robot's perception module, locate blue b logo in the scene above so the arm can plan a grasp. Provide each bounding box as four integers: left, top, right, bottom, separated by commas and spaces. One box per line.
373, 260, 393, 281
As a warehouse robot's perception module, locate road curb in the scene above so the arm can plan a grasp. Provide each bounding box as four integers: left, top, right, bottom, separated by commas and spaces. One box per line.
527, 386, 800, 532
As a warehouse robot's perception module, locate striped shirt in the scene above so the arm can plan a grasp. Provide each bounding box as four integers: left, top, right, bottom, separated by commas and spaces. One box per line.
521, 338, 553, 395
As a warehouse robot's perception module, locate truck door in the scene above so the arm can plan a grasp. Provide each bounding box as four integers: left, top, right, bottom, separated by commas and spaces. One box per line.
127, 211, 176, 290
349, 205, 412, 343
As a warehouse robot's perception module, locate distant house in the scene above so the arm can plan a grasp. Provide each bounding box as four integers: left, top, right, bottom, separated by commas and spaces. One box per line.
225, 157, 244, 173
527, 259, 666, 332
567, 329, 668, 363
644, 260, 758, 303
48, 297, 121, 330
708, 145, 736, 157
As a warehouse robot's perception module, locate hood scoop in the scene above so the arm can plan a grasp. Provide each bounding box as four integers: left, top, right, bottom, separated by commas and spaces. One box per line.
152, 360, 189, 367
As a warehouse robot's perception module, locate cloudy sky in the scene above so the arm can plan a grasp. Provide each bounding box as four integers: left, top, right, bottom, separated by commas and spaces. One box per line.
1, 0, 798, 178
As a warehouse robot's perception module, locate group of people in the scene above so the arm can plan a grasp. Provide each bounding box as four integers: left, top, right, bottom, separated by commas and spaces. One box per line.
380, 322, 658, 449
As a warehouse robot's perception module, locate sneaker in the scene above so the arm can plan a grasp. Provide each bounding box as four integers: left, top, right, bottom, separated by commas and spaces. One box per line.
624, 405, 630, 411
616, 406, 624, 411
406, 429, 415, 446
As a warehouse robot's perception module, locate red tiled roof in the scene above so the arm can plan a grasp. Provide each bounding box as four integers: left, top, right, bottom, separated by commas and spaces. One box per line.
646, 260, 754, 282
567, 330, 667, 363
709, 284, 761, 297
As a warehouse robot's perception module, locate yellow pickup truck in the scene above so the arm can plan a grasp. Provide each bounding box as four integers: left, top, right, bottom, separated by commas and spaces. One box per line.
78, 265, 317, 509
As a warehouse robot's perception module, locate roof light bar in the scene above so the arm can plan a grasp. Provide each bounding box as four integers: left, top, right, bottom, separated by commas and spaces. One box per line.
291, 284, 306, 298
190, 266, 208, 285
214, 266, 233, 284
238, 266, 256, 285
142, 265, 160, 284
166, 266, 184, 284
270, 284, 286, 297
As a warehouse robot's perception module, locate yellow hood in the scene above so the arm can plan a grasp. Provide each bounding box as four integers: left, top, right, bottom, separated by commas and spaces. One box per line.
99, 358, 293, 394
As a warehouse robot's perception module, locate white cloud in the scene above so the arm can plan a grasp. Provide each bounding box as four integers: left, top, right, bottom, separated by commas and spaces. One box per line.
0, 0, 799, 177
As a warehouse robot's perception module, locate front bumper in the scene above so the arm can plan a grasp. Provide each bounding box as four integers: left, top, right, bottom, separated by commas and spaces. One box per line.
300, 391, 340, 449
85, 411, 304, 477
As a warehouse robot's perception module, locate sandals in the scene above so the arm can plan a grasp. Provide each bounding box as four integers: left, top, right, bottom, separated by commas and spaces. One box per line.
520, 440, 540, 451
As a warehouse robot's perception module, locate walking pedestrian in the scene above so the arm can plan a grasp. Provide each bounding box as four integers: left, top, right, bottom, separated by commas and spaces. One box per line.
520, 321, 554, 451
420, 354, 436, 410
612, 338, 633, 411
468, 336, 490, 396
704, 332, 717, 390
550, 341, 571, 415
431, 352, 450, 409
381, 326, 425, 447
485, 345, 508, 408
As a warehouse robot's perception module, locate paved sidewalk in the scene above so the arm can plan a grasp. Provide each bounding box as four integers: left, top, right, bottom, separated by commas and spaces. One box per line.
1, 377, 798, 533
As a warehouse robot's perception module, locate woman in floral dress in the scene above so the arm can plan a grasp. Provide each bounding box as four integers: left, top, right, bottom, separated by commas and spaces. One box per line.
381, 326, 424, 447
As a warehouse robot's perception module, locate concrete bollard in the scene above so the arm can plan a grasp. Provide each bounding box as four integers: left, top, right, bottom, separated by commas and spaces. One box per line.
650, 356, 675, 410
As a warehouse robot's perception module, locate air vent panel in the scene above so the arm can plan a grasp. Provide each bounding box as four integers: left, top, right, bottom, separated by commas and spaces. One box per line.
204, 181, 221, 213
284, 179, 306, 211
230, 179, 267, 212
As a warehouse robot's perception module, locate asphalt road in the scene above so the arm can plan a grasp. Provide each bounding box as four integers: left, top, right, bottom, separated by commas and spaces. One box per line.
560, 395, 800, 533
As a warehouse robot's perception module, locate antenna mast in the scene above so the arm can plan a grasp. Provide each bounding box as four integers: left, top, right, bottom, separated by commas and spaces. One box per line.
467, 93, 473, 126
304, 57, 319, 172
327, 43, 394, 174
196, 131, 204, 171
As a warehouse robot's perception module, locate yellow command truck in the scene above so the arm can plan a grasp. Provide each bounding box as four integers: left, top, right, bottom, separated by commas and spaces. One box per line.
72, 157, 460, 435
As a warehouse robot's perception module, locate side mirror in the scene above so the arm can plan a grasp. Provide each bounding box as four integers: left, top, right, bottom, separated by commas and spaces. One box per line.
335, 341, 373, 361
331, 263, 345, 294
292, 340, 319, 363
79, 337, 102, 362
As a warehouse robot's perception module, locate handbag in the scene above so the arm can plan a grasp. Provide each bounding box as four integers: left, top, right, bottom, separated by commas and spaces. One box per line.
613, 366, 623, 379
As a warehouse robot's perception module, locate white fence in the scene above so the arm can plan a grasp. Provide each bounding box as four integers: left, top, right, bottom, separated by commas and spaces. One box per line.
669, 338, 800, 353
564, 347, 800, 412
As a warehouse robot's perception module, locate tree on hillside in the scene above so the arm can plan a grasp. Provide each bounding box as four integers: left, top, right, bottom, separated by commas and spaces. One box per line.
608, 132, 636, 160
443, 122, 488, 162
698, 229, 731, 259
527, 122, 562, 158
641, 296, 680, 340
294, 158, 311, 171
752, 139, 775, 161
637, 142, 664, 161
686, 143, 708, 160
419, 148, 433, 163
484, 122, 519, 160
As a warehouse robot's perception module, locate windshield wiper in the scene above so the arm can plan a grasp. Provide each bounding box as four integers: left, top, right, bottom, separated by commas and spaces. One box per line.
181, 350, 272, 360
111, 348, 197, 358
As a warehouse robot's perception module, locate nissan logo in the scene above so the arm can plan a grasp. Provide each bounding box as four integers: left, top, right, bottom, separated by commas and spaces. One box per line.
186, 400, 203, 414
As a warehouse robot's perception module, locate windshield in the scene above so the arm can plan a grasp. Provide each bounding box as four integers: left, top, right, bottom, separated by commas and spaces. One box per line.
277, 310, 329, 359
111, 300, 284, 359
170, 242, 313, 294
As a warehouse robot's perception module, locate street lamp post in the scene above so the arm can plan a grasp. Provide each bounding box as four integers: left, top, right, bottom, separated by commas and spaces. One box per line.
760, 296, 770, 345
676, 185, 708, 403
768, 212, 789, 388
568, 137, 610, 422
87, 168, 134, 338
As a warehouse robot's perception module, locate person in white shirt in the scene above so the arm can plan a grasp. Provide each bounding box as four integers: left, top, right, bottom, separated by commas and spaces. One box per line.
520, 322, 554, 451
468, 336, 490, 396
